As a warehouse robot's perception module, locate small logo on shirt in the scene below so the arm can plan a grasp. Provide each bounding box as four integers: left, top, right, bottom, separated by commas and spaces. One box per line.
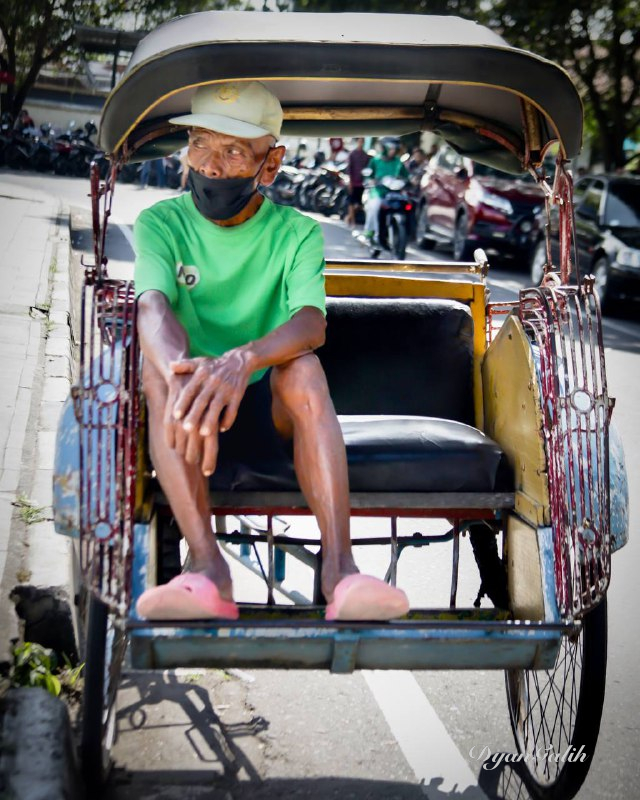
176, 263, 200, 288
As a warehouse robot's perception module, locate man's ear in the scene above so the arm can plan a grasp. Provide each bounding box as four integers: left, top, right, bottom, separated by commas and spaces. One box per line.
259, 144, 286, 187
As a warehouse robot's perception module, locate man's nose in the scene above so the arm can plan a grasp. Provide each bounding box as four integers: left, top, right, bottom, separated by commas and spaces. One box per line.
198, 151, 224, 177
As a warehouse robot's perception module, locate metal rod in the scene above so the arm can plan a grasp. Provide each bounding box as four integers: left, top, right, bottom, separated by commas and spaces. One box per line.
389, 517, 398, 586
267, 515, 275, 605
450, 523, 460, 609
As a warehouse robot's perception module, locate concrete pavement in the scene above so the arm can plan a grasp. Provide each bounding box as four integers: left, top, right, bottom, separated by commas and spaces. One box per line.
0, 175, 79, 799
0, 175, 75, 655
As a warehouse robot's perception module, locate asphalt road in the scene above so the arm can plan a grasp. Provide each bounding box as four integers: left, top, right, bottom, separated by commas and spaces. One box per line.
1, 169, 638, 800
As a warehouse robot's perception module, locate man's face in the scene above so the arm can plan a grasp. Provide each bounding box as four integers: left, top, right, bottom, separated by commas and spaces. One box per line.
187, 128, 284, 185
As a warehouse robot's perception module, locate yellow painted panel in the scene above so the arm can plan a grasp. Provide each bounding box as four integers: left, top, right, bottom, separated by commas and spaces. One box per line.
482, 315, 550, 526
506, 515, 544, 621
324, 269, 488, 429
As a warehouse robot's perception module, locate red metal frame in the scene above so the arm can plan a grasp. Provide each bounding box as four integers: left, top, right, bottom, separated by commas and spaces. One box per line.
73, 162, 140, 613
519, 282, 612, 618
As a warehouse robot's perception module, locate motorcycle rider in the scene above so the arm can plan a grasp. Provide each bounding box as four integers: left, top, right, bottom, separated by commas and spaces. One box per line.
363, 137, 408, 245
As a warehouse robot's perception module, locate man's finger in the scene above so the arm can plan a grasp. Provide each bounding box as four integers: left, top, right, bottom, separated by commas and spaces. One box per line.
173, 370, 207, 420
170, 360, 198, 374
182, 385, 216, 433
184, 427, 202, 466
219, 396, 242, 433
173, 422, 188, 458
202, 433, 219, 476
199, 395, 227, 437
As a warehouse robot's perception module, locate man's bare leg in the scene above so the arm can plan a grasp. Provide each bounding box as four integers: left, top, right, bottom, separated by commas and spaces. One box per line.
142, 359, 233, 600
270, 354, 358, 602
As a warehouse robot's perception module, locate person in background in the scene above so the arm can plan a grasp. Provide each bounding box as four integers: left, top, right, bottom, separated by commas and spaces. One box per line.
345, 137, 370, 227
139, 158, 167, 189
363, 137, 408, 244
15, 109, 35, 133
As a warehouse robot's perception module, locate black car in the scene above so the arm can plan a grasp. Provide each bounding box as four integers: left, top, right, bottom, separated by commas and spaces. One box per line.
530, 174, 640, 308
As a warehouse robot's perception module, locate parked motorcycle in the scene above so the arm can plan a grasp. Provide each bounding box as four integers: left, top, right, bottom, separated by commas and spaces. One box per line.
310, 166, 349, 218
261, 164, 306, 206
2, 126, 55, 172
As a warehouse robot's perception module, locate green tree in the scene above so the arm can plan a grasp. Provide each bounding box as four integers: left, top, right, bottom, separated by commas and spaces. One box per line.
489, 0, 640, 169
0, 0, 242, 121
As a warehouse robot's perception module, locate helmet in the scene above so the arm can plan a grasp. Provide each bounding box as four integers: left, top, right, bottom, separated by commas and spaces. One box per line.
378, 136, 401, 157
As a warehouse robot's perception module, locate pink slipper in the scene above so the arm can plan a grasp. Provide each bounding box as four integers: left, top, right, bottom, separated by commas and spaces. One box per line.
136, 573, 239, 620
325, 574, 410, 621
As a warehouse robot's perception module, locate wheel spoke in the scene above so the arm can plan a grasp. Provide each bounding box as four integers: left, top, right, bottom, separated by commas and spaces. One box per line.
506, 601, 606, 798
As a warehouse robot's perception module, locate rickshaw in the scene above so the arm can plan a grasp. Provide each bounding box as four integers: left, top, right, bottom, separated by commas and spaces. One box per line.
52, 10, 629, 798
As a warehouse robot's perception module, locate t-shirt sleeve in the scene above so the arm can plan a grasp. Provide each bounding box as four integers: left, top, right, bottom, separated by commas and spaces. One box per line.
285, 220, 326, 317
133, 208, 178, 304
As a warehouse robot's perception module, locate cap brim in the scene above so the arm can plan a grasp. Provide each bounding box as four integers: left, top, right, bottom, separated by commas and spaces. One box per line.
169, 113, 273, 139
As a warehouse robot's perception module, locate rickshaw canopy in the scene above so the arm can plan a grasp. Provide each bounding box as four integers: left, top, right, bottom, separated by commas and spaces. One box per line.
99, 11, 583, 173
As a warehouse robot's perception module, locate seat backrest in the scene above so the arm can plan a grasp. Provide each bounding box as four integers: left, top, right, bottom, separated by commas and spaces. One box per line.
319, 296, 475, 424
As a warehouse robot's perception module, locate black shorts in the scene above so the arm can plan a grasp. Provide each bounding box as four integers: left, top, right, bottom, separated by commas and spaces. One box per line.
216, 369, 292, 468
349, 186, 364, 205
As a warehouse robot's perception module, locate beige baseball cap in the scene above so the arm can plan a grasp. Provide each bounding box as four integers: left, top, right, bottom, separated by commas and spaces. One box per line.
170, 81, 283, 139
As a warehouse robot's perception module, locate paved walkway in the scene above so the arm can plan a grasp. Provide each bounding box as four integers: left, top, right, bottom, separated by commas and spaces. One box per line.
0, 176, 72, 655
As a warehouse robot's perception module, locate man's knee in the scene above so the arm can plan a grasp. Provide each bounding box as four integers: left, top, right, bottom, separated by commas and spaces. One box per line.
271, 354, 331, 419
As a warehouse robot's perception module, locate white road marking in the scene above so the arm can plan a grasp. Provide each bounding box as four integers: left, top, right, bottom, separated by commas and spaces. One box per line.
363, 670, 488, 799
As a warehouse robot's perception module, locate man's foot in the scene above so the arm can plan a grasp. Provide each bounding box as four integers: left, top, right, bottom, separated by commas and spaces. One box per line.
136, 572, 239, 620
325, 574, 410, 621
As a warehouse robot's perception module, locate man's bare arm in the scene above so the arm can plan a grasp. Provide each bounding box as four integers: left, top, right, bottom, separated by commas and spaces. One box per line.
137, 290, 196, 454
172, 305, 326, 436
137, 290, 190, 382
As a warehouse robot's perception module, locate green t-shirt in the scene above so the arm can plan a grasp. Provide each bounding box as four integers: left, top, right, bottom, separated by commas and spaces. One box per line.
133, 193, 326, 383
369, 155, 409, 198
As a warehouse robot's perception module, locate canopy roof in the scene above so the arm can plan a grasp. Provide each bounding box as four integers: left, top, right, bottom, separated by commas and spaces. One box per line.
99, 11, 583, 172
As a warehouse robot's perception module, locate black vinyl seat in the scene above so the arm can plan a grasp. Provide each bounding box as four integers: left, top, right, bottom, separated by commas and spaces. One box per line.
208, 297, 513, 498
210, 414, 511, 494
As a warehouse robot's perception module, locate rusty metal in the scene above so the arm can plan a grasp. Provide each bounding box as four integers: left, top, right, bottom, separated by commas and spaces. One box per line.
486, 301, 519, 344
518, 282, 613, 618
73, 163, 140, 614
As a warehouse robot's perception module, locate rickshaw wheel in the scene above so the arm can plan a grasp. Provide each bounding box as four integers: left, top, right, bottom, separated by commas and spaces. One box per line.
505, 598, 607, 800
80, 594, 127, 790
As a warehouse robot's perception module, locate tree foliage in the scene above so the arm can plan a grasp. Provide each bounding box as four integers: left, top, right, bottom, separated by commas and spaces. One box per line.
294, 0, 640, 169
293, 0, 481, 14
489, 0, 640, 168
0, 0, 241, 120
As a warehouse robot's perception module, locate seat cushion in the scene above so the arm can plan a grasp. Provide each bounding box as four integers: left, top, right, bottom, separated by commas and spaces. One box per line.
320, 297, 475, 424
210, 415, 512, 494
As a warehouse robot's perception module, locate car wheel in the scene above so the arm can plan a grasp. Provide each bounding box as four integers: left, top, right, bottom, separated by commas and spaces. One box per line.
593, 257, 610, 310
453, 212, 472, 261
530, 240, 548, 285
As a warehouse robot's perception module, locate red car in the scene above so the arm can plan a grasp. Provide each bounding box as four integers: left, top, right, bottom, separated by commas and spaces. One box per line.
416, 145, 545, 263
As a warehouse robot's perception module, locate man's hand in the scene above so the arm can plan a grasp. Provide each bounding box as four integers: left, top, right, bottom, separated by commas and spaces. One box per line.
169, 349, 253, 475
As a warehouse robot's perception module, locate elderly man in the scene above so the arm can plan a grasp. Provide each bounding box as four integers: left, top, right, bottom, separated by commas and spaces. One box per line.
133, 81, 409, 622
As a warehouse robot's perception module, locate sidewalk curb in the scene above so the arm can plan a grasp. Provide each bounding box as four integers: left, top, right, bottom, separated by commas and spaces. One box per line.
0, 198, 83, 800
0, 687, 82, 800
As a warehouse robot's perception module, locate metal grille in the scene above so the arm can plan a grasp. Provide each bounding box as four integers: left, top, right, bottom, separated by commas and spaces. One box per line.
72, 279, 139, 614
519, 282, 613, 618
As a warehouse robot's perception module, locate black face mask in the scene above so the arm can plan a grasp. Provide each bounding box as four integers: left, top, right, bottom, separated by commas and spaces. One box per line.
188, 148, 272, 221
